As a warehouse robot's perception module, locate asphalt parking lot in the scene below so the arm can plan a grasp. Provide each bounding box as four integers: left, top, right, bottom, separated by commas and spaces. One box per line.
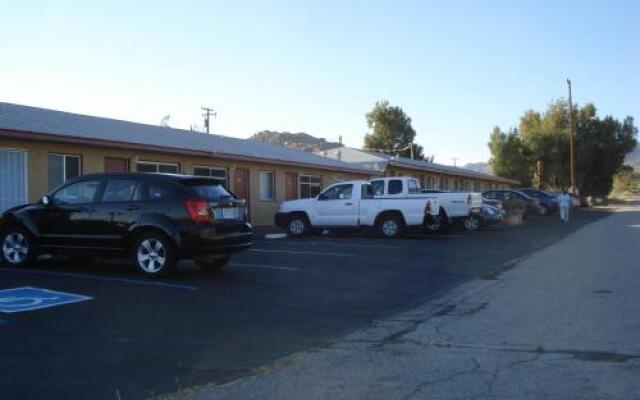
0, 209, 611, 400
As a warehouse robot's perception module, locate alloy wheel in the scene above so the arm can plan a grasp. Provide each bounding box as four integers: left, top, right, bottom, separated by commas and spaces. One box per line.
289, 219, 305, 236
137, 238, 167, 273
2, 232, 29, 264
382, 219, 399, 237
464, 216, 480, 231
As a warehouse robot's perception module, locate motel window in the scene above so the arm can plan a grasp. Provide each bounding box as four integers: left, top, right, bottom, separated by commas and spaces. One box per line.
300, 175, 322, 199
259, 171, 275, 201
48, 154, 81, 190
136, 161, 179, 174
193, 166, 228, 188
441, 178, 449, 190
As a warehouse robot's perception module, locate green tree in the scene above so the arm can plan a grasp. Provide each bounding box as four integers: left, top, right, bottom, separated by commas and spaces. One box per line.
487, 127, 533, 186
364, 100, 424, 159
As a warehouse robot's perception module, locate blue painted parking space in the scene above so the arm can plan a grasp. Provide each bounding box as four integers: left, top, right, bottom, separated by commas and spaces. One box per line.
0, 287, 92, 313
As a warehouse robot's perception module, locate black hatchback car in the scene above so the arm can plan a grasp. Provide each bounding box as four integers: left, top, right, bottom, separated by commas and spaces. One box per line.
0, 173, 254, 276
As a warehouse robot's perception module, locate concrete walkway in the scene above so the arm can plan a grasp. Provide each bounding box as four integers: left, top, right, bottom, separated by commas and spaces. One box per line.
172, 205, 640, 400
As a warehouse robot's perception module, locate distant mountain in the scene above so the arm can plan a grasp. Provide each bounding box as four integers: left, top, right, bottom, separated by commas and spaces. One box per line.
626, 144, 640, 169
249, 130, 343, 153
463, 162, 491, 174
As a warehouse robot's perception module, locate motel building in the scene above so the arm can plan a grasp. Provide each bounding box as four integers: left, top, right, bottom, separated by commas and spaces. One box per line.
0, 102, 376, 225
317, 147, 518, 192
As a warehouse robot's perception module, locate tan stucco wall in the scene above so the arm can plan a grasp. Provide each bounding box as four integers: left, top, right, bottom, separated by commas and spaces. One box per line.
0, 137, 366, 225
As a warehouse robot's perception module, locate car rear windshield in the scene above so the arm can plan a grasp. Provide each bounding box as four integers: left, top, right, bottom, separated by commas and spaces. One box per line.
181, 178, 236, 201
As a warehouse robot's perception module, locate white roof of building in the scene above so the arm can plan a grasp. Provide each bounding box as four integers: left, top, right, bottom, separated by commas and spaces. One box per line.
317, 147, 519, 185
0, 102, 377, 174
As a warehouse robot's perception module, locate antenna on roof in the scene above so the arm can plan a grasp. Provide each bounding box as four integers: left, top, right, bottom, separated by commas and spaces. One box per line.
160, 115, 171, 128
201, 107, 217, 134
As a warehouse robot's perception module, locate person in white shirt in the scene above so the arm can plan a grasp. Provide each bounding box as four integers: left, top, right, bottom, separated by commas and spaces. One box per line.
558, 189, 571, 222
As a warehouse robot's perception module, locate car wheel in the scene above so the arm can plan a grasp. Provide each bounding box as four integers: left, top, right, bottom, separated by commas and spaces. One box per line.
377, 214, 405, 239
1, 228, 35, 268
133, 232, 176, 277
538, 206, 548, 216
463, 215, 481, 232
196, 254, 231, 272
287, 214, 309, 237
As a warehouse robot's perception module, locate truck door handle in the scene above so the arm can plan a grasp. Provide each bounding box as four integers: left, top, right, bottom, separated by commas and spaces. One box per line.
345, 202, 353, 206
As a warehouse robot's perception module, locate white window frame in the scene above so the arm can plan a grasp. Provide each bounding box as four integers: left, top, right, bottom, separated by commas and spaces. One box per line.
136, 160, 179, 174
192, 165, 228, 186
259, 170, 275, 201
299, 174, 322, 199
48, 153, 82, 190
0, 147, 29, 211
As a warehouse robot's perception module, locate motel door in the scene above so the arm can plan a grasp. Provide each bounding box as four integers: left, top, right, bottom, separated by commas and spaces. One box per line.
234, 168, 251, 218
0, 148, 27, 212
285, 172, 298, 200
104, 157, 130, 172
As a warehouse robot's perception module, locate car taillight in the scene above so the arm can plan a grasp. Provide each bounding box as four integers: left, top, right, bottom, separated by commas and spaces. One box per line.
185, 199, 212, 223
424, 201, 432, 214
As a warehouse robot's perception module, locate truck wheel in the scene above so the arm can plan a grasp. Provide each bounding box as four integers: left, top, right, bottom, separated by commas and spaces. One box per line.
463, 215, 481, 232
377, 214, 405, 239
287, 214, 309, 237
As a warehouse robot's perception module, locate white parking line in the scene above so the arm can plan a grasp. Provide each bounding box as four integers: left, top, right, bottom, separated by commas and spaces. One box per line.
229, 263, 301, 272
0, 268, 198, 291
290, 241, 406, 250
249, 248, 354, 257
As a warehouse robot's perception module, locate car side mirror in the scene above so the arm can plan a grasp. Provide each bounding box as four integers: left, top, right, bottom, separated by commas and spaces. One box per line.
41, 195, 51, 206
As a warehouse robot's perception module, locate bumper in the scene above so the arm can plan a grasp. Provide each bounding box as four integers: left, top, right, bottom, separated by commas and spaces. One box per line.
178, 221, 255, 257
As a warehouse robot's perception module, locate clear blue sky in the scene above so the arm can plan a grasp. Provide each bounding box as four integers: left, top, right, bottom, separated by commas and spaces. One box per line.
2, 1, 638, 165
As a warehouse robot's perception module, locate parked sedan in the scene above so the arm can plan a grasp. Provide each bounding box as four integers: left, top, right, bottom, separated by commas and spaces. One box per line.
519, 188, 559, 216
0, 173, 254, 276
482, 189, 541, 215
480, 204, 505, 227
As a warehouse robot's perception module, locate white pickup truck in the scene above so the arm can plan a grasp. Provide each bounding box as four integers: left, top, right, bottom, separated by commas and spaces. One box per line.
274, 177, 441, 238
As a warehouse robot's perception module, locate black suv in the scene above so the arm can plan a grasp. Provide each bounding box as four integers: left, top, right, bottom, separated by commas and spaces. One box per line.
0, 173, 254, 276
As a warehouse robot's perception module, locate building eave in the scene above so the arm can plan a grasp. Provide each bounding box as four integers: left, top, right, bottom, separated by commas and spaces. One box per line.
0, 129, 381, 176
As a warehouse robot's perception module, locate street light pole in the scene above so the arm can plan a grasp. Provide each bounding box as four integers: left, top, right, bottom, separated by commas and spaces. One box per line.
567, 79, 575, 194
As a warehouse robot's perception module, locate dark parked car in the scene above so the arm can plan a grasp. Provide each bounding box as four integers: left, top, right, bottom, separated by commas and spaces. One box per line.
480, 204, 506, 227
0, 173, 254, 276
482, 189, 540, 215
519, 188, 559, 216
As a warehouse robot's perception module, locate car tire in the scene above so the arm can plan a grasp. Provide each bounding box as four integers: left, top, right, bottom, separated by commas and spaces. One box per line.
196, 254, 231, 272
463, 215, 481, 232
0, 228, 35, 268
377, 214, 405, 239
133, 231, 176, 277
287, 214, 309, 237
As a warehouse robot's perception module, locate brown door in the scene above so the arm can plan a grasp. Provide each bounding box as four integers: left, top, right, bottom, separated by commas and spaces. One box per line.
104, 157, 129, 172
285, 172, 298, 200
233, 168, 250, 217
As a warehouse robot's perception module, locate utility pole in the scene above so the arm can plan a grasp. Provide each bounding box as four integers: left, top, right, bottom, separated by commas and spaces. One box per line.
410, 143, 415, 160
201, 107, 216, 134
452, 157, 458, 167
567, 79, 575, 194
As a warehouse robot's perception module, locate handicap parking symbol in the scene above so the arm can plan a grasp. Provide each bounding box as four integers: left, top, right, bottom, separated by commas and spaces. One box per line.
0, 287, 92, 313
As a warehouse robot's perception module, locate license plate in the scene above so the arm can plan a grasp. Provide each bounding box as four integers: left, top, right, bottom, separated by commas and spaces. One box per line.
221, 207, 240, 219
